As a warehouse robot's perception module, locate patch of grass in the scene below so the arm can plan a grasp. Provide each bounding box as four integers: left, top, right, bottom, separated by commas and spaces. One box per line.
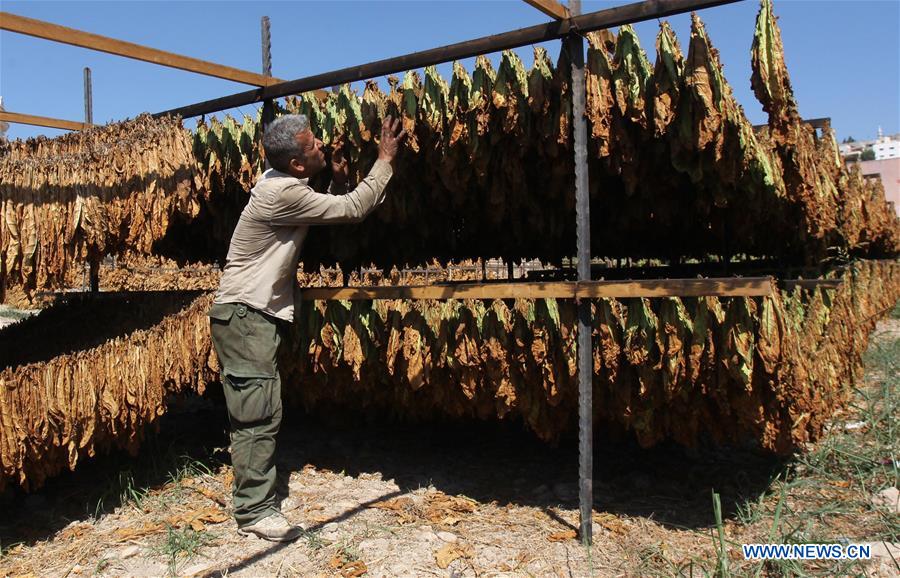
632, 542, 676, 576
736, 472, 784, 527
91, 468, 151, 518
332, 539, 361, 564
167, 455, 213, 486
358, 521, 400, 541
630, 329, 898, 577
301, 528, 327, 550
153, 525, 212, 577
752, 332, 899, 576
583, 540, 594, 577
86, 442, 224, 520
711, 491, 729, 578
94, 555, 112, 575
118, 470, 150, 509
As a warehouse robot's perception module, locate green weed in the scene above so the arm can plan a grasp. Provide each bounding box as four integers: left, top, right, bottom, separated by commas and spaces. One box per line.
154, 525, 212, 577
711, 491, 729, 577
167, 455, 213, 486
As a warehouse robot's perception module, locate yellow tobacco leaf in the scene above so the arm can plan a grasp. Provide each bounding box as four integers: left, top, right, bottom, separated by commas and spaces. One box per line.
434, 543, 473, 569
547, 530, 577, 542
341, 560, 368, 577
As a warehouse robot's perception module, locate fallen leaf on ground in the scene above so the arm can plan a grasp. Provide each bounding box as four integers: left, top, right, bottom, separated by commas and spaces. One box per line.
165, 507, 229, 530
369, 497, 412, 512
58, 523, 91, 541
329, 555, 368, 577
182, 478, 228, 506
341, 560, 367, 577
369, 496, 417, 524
425, 492, 477, 524
592, 511, 628, 535
548, 530, 577, 542
435, 543, 473, 569
113, 523, 165, 542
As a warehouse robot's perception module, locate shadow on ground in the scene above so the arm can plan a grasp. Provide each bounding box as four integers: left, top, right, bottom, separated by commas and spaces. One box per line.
0, 393, 786, 551
277, 408, 787, 531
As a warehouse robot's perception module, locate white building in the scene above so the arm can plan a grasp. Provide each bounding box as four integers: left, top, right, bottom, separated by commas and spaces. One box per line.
872, 127, 900, 160
840, 127, 900, 161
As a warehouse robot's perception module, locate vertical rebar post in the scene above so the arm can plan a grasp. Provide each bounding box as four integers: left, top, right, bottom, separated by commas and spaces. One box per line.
261, 16, 275, 132
568, 0, 593, 546
83, 67, 93, 125
84, 67, 99, 293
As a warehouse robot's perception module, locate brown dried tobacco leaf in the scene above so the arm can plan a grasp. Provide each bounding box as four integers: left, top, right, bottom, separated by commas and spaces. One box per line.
0, 114, 200, 304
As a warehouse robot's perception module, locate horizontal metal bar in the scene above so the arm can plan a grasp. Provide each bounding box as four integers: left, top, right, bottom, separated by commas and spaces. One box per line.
300, 276, 774, 300
155, 0, 744, 119
0, 111, 89, 131
753, 117, 831, 131
1, 11, 284, 87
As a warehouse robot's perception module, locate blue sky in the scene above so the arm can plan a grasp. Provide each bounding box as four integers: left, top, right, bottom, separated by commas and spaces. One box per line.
2, 0, 898, 142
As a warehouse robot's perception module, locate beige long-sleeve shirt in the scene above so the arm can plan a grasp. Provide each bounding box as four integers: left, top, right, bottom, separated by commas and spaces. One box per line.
214, 160, 393, 321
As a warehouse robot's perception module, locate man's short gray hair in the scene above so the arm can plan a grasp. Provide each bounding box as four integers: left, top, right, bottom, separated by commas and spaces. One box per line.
263, 114, 311, 172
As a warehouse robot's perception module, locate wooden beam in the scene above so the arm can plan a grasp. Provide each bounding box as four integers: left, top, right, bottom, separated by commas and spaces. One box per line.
1, 11, 284, 87
576, 277, 774, 298
300, 277, 775, 301
0, 111, 89, 131
522, 0, 569, 20
302, 282, 572, 301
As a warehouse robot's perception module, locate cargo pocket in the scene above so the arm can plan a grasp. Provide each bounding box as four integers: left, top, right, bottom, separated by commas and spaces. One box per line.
209, 303, 279, 379
208, 302, 235, 323
222, 375, 275, 425
236, 306, 274, 366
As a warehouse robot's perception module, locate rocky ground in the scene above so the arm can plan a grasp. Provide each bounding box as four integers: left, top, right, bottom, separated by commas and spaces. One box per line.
1, 312, 898, 577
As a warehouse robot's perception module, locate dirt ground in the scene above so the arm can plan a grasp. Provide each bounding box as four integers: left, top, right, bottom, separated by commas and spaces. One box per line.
1, 316, 898, 577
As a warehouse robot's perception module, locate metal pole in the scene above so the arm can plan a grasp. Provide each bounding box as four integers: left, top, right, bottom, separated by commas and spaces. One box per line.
84, 66, 99, 294
83, 67, 92, 125
261, 16, 275, 131
568, 0, 593, 546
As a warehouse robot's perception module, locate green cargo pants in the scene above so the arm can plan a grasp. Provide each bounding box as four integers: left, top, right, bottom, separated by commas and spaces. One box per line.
208, 302, 286, 528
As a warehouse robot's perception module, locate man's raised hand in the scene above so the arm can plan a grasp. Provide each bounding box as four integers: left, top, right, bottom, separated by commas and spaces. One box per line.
377, 115, 407, 164
331, 138, 349, 186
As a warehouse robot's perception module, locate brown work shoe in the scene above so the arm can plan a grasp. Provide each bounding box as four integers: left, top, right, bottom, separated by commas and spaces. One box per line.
237, 513, 302, 542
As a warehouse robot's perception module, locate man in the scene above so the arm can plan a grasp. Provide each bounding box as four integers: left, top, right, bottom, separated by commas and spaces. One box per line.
208, 113, 405, 541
